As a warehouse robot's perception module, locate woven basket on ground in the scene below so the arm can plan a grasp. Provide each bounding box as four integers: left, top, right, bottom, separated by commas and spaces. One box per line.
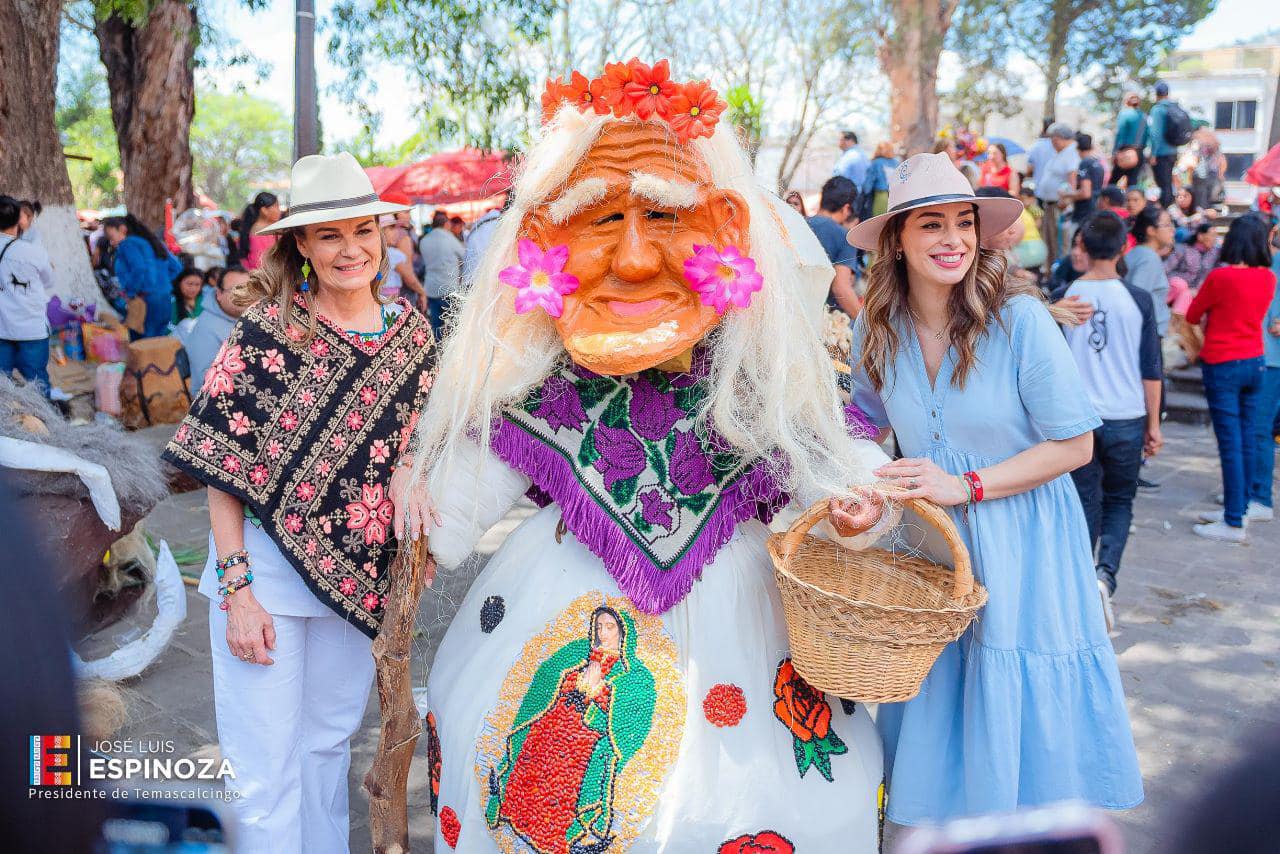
767, 495, 987, 703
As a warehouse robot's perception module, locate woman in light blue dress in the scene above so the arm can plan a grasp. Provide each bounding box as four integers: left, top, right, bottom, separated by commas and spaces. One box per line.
834, 153, 1143, 825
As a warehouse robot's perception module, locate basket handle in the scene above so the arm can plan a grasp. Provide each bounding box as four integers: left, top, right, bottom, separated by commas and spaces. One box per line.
781, 489, 974, 599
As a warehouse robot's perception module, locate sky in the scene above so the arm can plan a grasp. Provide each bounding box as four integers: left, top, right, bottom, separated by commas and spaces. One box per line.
206, 0, 1280, 149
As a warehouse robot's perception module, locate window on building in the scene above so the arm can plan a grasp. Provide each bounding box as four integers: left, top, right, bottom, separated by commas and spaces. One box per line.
1214, 100, 1258, 130
1224, 153, 1254, 181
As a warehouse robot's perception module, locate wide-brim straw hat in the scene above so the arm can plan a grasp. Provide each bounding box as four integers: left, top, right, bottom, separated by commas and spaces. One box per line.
259, 152, 410, 234
846, 152, 1023, 251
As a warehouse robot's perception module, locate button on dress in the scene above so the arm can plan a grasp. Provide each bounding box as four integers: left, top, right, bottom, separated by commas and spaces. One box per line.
849, 295, 1144, 824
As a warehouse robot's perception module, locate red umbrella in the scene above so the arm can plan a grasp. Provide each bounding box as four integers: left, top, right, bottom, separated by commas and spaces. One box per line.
366, 149, 513, 205
1244, 142, 1280, 186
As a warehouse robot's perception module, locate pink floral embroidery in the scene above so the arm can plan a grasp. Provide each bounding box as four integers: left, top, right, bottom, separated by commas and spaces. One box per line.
249, 465, 270, 486
304, 539, 318, 556
499, 240, 580, 317
316, 459, 332, 476
362, 591, 381, 612
197, 438, 215, 456
299, 388, 316, 406
175, 424, 190, 443
228, 411, 252, 436
682, 244, 764, 313
296, 481, 316, 501
267, 439, 284, 459
392, 348, 408, 367
377, 368, 394, 386
340, 577, 358, 595
319, 556, 336, 574
412, 327, 429, 347
346, 483, 394, 546
363, 560, 378, 578
264, 304, 280, 320
221, 455, 241, 474
370, 439, 391, 464
203, 343, 246, 397
261, 349, 285, 373
347, 410, 365, 431
284, 514, 304, 533
285, 325, 304, 342
418, 372, 434, 393
359, 386, 378, 406
279, 410, 300, 431
312, 363, 329, 381
310, 339, 330, 357
331, 434, 348, 451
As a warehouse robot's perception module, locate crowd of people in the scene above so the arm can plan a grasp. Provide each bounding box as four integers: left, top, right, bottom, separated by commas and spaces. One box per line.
2, 63, 1278, 854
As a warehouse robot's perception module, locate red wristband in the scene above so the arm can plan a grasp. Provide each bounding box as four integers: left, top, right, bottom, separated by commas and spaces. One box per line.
963, 471, 984, 503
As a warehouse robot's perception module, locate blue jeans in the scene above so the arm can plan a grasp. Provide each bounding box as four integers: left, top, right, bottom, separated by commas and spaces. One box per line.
426, 297, 445, 341
1201, 357, 1265, 527
144, 292, 174, 338
1070, 417, 1146, 593
0, 338, 50, 395
1249, 365, 1280, 508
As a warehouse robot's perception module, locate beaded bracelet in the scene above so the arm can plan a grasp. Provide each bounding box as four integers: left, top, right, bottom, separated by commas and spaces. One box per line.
215, 550, 250, 581
963, 470, 984, 503
217, 570, 255, 610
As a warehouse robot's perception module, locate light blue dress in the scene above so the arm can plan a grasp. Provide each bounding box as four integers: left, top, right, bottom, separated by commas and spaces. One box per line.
849, 295, 1144, 824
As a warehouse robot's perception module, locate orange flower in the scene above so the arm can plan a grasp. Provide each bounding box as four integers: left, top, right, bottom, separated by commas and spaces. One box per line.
598, 60, 635, 116
566, 70, 609, 116
623, 58, 677, 120
772, 659, 831, 741
669, 80, 725, 142
541, 75, 576, 122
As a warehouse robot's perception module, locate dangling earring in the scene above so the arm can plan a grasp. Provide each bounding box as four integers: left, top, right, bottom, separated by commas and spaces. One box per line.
300, 259, 311, 293
374, 271, 383, 283
895, 250, 903, 261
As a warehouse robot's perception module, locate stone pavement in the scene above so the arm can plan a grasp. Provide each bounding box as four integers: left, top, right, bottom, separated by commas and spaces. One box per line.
86, 421, 1277, 852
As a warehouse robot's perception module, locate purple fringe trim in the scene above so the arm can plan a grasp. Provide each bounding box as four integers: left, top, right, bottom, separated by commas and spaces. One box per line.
490, 419, 788, 614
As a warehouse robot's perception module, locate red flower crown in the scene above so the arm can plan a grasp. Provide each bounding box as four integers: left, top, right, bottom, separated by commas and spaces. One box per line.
541, 58, 727, 144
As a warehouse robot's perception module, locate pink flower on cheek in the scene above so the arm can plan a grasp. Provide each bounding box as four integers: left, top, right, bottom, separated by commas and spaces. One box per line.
682, 244, 764, 314
498, 240, 580, 318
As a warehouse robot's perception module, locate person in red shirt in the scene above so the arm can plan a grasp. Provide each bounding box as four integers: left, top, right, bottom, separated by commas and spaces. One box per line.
978, 143, 1020, 195
1185, 213, 1278, 541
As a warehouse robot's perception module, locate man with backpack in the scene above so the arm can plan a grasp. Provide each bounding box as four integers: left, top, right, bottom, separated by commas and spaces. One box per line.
1147, 81, 1193, 207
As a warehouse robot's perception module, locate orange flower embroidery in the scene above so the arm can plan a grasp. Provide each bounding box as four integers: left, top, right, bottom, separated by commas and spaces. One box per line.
669, 80, 726, 143
772, 658, 847, 781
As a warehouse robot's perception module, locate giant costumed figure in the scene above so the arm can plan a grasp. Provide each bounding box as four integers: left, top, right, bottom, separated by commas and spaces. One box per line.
410, 59, 897, 851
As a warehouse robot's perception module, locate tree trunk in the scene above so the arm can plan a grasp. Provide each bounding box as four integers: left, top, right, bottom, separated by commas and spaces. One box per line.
0, 0, 103, 311
364, 538, 433, 853
96, 0, 197, 233
879, 0, 954, 155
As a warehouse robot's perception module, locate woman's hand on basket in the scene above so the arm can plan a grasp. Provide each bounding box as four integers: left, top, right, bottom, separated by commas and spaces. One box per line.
390, 459, 442, 543
828, 488, 886, 537
874, 457, 968, 506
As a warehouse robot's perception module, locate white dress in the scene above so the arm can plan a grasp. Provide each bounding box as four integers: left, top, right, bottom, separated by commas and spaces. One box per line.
424, 442, 889, 853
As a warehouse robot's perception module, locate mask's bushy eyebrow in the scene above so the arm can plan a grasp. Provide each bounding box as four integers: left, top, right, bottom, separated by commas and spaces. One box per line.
629, 172, 698, 209
547, 178, 610, 225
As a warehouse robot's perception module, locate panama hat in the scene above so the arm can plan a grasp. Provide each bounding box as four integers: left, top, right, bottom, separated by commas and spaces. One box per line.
258, 152, 410, 234
846, 152, 1023, 251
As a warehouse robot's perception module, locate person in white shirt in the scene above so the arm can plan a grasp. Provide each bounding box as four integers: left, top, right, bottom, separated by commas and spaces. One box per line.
417, 209, 465, 338
0, 195, 54, 395
1055, 211, 1163, 630
833, 129, 869, 189
1034, 122, 1081, 268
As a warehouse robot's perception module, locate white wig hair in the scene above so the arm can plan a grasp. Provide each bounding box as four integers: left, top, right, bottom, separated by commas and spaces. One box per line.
411, 104, 872, 506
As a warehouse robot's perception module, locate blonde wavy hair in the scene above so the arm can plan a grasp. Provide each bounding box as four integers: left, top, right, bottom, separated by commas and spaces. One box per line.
236, 225, 391, 346
859, 209, 1070, 393
411, 105, 879, 505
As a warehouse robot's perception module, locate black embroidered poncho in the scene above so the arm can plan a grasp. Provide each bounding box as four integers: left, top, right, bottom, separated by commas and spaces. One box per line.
162, 298, 435, 637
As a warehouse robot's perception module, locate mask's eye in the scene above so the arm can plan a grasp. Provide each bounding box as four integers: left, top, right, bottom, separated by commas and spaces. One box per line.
645, 210, 677, 221
592, 212, 624, 226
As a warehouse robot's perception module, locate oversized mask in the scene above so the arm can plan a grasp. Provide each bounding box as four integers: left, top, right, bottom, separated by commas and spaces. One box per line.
503, 60, 761, 376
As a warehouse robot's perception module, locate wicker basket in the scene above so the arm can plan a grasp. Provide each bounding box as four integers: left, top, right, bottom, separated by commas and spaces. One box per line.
767, 496, 988, 703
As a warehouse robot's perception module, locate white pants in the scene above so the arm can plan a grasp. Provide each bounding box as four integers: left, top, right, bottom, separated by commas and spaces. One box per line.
208, 602, 375, 854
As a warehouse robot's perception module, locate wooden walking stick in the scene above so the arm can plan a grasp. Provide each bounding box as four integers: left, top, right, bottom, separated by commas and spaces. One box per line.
364, 536, 434, 853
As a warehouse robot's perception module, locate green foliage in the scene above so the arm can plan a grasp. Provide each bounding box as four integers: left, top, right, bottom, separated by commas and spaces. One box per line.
190, 89, 291, 209
56, 57, 123, 209
951, 0, 1218, 114
725, 84, 765, 161
325, 0, 556, 151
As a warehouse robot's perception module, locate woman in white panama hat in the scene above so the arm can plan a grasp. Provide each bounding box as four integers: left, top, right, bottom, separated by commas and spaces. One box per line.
832, 152, 1144, 824
162, 152, 437, 853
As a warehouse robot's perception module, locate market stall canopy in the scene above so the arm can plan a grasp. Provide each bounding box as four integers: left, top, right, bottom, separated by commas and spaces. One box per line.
1244, 142, 1280, 186
366, 149, 514, 205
